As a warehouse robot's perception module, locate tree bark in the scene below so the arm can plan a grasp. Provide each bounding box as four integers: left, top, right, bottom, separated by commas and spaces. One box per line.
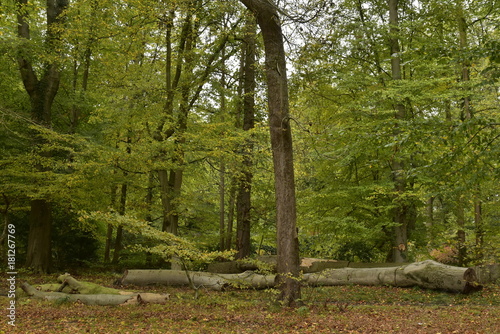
120, 261, 482, 294
239, 0, 301, 307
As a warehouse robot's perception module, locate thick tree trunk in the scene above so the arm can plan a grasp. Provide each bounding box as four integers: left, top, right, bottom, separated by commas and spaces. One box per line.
239, 0, 301, 307
25, 200, 52, 273
16, 0, 68, 274
119, 261, 482, 294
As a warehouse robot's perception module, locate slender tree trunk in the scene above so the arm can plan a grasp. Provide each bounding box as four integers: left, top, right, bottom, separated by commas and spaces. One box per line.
455, 2, 473, 265
457, 4, 471, 121
104, 182, 118, 263
474, 196, 483, 262
388, 0, 408, 263
104, 224, 114, 263
112, 136, 131, 264
157, 8, 195, 237
456, 196, 467, 266
236, 16, 256, 259
112, 182, 128, 264
145, 172, 155, 267
426, 197, 434, 246
219, 45, 228, 252
239, 0, 301, 307
225, 181, 237, 250
219, 164, 226, 251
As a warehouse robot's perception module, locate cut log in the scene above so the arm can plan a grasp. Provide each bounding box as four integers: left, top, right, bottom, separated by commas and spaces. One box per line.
21, 282, 169, 306
21, 282, 136, 305
119, 269, 275, 291
121, 261, 482, 293
303, 260, 482, 293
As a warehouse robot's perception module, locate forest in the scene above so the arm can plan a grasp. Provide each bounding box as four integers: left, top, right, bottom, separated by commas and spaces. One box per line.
0, 0, 499, 309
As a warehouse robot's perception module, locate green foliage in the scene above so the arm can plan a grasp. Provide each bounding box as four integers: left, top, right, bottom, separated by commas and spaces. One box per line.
0, 0, 498, 271
80, 210, 234, 268
291, 0, 500, 264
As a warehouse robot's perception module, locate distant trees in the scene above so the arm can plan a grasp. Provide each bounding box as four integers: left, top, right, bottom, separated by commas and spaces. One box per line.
292, 0, 499, 265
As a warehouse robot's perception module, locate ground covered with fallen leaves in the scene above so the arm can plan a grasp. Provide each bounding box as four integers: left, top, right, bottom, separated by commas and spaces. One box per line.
1, 272, 499, 333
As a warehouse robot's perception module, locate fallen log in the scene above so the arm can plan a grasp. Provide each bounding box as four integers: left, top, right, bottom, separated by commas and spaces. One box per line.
303, 260, 482, 293
119, 269, 275, 291
121, 260, 482, 293
21, 282, 137, 305
21, 278, 170, 306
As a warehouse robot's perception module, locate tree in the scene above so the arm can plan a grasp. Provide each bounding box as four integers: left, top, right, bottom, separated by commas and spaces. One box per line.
16, 0, 69, 273
239, 0, 301, 307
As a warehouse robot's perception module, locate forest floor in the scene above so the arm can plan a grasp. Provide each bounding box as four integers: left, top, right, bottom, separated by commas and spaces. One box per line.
1, 271, 499, 333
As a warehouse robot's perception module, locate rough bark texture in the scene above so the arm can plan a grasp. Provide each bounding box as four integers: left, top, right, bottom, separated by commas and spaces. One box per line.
239, 0, 301, 307
120, 261, 482, 294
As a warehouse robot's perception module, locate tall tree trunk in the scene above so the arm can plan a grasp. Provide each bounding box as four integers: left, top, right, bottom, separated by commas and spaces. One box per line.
219, 163, 226, 251
388, 0, 408, 263
16, 0, 68, 273
456, 196, 467, 266
236, 16, 256, 259
426, 197, 434, 245
474, 195, 483, 262
157, 8, 194, 236
103, 183, 118, 263
219, 45, 228, 252
239, 0, 301, 307
112, 136, 131, 264
455, 2, 473, 265
145, 172, 155, 267
225, 181, 237, 250
112, 182, 128, 264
